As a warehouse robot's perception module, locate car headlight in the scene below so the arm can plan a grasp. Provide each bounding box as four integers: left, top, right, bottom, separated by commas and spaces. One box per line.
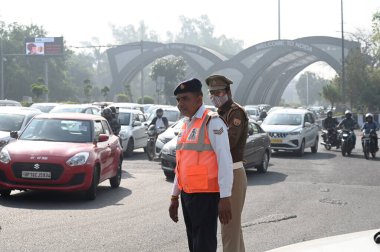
0, 149, 11, 164
66, 152, 90, 166
119, 131, 128, 140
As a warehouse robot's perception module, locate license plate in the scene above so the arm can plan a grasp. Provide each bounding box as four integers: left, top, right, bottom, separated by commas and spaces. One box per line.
271, 138, 283, 143
22, 171, 51, 179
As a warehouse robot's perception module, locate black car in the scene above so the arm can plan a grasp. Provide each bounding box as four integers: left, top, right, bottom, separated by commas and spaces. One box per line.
160, 121, 271, 179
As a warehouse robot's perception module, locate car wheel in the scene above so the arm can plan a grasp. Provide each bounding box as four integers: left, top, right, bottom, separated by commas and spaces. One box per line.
164, 170, 175, 180
110, 158, 122, 188
297, 139, 305, 157
0, 189, 11, 198
311, 136, 319, 153
124, 139, 134, 157
85, 166, 99, 200
256, 151, 269, 173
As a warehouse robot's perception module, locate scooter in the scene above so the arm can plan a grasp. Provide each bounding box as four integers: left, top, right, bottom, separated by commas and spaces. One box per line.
146, 125, 166, 161
362, 129, 378, 159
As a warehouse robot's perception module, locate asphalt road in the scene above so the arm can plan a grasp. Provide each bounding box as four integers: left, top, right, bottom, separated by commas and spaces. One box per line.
1, 142, 380, 252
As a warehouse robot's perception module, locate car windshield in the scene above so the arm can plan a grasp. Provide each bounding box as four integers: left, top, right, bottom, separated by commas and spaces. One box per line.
0, 114, 25, 131
30, 105, 56, 113
118, 112, 131, 126
19, 118, 92, 143
264, 113, 302, 126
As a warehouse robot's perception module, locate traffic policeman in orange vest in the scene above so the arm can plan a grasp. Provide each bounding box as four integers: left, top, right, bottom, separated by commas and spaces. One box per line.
206, 74, 249, 252
169, 78, 234, 252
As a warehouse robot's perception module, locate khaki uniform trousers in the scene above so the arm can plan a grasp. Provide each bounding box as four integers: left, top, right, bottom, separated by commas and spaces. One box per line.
221, 167, 247, 252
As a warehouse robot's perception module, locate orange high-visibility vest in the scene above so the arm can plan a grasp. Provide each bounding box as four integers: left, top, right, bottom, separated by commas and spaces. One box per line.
175, 109, 219, 193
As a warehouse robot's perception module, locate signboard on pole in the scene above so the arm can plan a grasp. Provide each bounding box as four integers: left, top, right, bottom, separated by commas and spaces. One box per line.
25, 37, 63, 56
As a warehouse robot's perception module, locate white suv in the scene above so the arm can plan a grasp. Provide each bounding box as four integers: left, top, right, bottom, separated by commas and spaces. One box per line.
261, 108, 319, 156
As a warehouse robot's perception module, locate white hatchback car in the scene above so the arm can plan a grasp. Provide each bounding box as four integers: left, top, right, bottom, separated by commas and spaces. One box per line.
118, 108, 148, 157
261, 108, 319, 156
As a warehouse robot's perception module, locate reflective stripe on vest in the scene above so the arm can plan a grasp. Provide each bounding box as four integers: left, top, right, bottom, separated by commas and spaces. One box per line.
175, 110, 219, 193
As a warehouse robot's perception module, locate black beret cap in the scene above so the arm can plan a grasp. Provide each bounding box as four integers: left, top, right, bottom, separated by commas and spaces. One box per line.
173, 78, 202, 95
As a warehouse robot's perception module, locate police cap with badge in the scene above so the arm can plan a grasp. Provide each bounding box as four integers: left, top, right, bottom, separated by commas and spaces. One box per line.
205, 74, 233, 91
173, 78, 203, 95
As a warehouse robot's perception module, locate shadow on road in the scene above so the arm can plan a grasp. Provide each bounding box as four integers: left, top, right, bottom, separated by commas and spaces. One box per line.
246, 170, 287, 186
271, 151, 337, 160
0, 186, 132, 210
123, 149, 148, 161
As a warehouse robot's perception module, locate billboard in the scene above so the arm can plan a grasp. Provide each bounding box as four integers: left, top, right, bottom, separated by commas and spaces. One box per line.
25, 37, 63, 56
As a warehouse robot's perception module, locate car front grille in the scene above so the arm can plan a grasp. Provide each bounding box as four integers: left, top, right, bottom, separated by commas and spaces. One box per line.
271, 143, 295, 148
268, 132, 288, 138
12, 162, 64, 180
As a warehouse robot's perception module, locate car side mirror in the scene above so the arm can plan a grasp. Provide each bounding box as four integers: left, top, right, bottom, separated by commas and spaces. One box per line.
133, 121, 142, 127
98, 134, 109, 142
10, 131, 18, 139
304, 122, 311, 127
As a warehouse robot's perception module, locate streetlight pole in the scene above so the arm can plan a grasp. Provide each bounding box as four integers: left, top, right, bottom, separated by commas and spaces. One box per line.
140, 40, 144, 104
0, 39, 4, 99
341, 0, 345, 104
306, 72, 309, 107
278, 0, 281, 40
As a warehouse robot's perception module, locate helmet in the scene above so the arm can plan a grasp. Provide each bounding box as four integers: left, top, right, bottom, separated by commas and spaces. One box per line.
156, 108, 164, 117
365, 113, 373, 120
327, 110, 333, 117
345, 110, 352, 115
108, 106, 117, 114
101, 107, 112, 119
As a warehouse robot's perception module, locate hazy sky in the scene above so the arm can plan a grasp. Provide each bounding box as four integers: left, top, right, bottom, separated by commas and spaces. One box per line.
1, 0, 379, 48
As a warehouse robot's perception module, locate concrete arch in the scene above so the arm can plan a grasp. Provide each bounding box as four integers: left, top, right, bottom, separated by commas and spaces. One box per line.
107, 42, 226, 94
106, 36, 360, 105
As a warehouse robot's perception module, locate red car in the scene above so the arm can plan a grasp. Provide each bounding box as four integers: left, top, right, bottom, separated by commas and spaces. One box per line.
0, 113, 123, 200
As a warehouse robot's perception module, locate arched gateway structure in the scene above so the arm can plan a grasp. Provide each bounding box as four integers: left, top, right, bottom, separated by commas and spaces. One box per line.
107, 37, 360, 105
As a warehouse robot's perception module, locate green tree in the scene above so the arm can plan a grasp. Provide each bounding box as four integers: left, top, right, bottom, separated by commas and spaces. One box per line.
175, 15, 244, 56
137, 96, 154, 104
83, 79, 92, 102
116, 93, 129, 102
110, 21, 159, 44
31, 77, 48, 101
149, 56, 187, 104
295, 72, 329, 106
322, 78, 341, 110
101, 86, 110, 100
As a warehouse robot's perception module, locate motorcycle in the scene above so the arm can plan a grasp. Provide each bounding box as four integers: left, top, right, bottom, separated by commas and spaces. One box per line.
320, 128, 340, 150
362, 129, 378, 159
339, 129, 355, 156
146, 125, 166, 161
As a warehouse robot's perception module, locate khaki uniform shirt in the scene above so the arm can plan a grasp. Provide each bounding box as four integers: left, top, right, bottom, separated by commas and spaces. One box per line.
217, 100, 249, 163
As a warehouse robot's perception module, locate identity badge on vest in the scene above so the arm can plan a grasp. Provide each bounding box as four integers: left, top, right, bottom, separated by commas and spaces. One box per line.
187, 128, 199, 142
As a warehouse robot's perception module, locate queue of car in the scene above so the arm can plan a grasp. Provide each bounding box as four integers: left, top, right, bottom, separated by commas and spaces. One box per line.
0, 100, 325, 200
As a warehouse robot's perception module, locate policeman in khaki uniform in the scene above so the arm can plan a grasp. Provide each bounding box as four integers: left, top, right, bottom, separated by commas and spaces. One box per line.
169, 78, 234, 252
206, 74, 248, 252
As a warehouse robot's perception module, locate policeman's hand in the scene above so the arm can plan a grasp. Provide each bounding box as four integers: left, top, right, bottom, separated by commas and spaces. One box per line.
218, 197, 232, 225
169, 198, 179, 223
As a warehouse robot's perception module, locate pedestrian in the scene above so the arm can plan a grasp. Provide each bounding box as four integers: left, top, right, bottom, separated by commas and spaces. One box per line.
205, 74, 248, 252
168, 78, 233, 252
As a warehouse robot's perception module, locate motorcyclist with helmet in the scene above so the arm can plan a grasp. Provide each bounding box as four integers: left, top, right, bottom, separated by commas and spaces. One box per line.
361, 113, 379, 151
101, 107, 121, 136
149, 108, 169, 130
338, 110, 358, 148
322, 110, 340, 147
